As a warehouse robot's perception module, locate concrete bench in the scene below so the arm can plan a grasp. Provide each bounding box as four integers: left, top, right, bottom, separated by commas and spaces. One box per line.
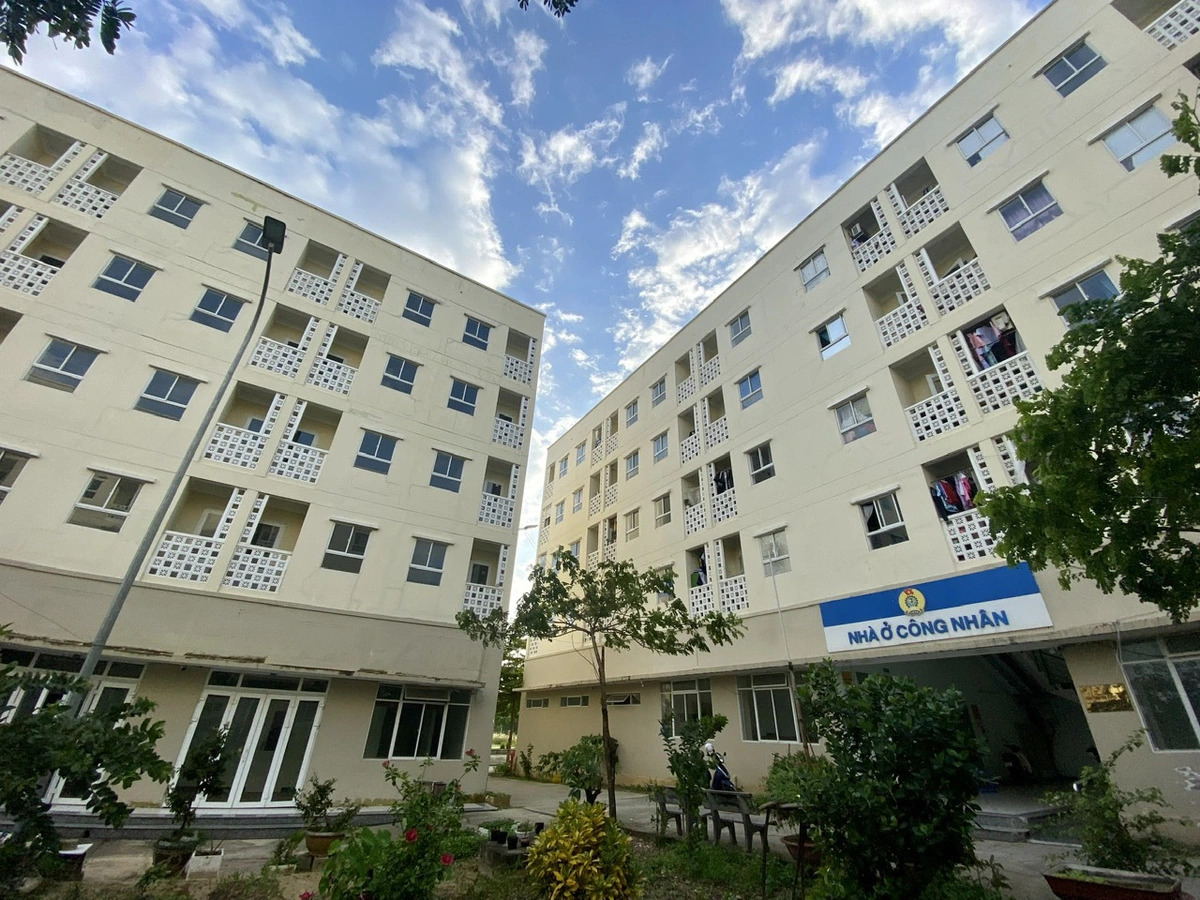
703, 790, 771, 852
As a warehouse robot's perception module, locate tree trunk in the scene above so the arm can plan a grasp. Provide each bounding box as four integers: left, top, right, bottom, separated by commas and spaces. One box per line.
597, 644, 618, 819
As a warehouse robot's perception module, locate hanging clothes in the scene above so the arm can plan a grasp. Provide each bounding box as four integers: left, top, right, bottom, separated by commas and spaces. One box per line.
930, 486, 954, 520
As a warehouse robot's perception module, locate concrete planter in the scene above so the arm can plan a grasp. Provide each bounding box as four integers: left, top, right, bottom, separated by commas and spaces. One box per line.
185, 848, 224, 880
52, 843, 92, 881
1043, 865, 1187, 900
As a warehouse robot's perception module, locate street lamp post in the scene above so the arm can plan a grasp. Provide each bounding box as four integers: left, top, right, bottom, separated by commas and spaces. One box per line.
73, 217, 287, 696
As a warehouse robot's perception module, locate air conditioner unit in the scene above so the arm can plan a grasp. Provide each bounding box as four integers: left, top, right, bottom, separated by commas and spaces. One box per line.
849, 223, 865, 239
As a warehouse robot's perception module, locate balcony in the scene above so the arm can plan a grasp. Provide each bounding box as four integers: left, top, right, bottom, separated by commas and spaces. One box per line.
146, 482, 245, 583
0, 127, 81, 194
896, 346, 968, 442
704, 416, 728, 449
148, 531, 225, 583
966, 351, 1043, 412
0, 216, 83, 297
268, 440, 327, 484
698, 331, 720, 388
719, 575, 748, 613
712, 486, 738, 524
847, 200, 897, 273
1136, 0, 1200, 48
943, 509, 997, 562
688, 582, 715, 615
306, 355, 357, 395
684, 501, 708, 536
463, 582, 504, 616
336, 261, 387, 323
603, 541, 616, 562
604, 482, 618, 508
504, 330, 537, 385
681, 431, 702, 464
204, 423, 269, 469
223, 545, 291, 593
493, 417, 525, 449
928, 259, 989, 316
589, 492, 601, 516
587, 549, 600, 568
251, 338, 304, 378
286, 242, 346, 305
895, 187, 948, 238
868, 263, 928, 348
53, 152, 138, 220
478, 492, 516, 528
887, 160, 948, 238
905, 389, 969, 442
504, 354, 534, 384
916, 225, 989, 315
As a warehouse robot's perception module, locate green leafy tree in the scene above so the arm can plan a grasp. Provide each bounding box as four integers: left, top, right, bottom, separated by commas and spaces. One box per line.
977, 93, 1200, 624
1, 1, 136, 63
457, 549, 743, 818
660, 714, 728, 843
540, 733, 617, 804
795, 661, 984, 899
517, 0, 577, 16
0, 629, 171, 890
496, 634, 524, 761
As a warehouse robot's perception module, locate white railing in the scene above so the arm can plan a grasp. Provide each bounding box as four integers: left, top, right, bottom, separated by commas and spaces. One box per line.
268, 440, 327, 484
929, 259, 989, 315
967, 352, 1043, 412
287, 268, 335, 305
712, 487, 738, 523
604, 483, 618, 508
603, 542, 616, 562
681, 431, 702, 464
591, 444, 604, 465
605, 433, 619, 456
306, 356, 356, 394
479, 493, 516, 528
492, 417, 525, 449
223, 545, 291, 593
895, 187, 949, 237
704, 416, 728, 448
698, 355, 720, 388
684, 501, 708, 536
875, 296, 929, 348
587, 550, 600, 569
504, 354, 534, 385
204, 424, 268, 469
943, 510, 996, 562
851, 222, 897, 272
719, 575, 749, 612
0, 155, 54, 193
54, 180, 118, 218
589, 494, 601, 516
336, 287, 381, 323
688, 582, 714, 615
905, 388, 969, 442
463, 583, 504, 616
677, 374, 696, 405
250, 338, 304, 378
0, 251, 60, 296
1147, 0, 1200, 48
147, 532, 224, 582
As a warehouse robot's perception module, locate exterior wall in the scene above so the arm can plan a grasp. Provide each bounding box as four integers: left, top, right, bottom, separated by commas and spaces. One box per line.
0, 70, 541, 810
524, 0, 1200, 795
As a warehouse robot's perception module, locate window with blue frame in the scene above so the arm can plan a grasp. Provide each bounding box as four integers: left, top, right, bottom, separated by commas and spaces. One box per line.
463, 317, 491, 350
403, 292, 435, 327
190, 288, 244, 332
448, 379, 479, 415
382, 354, 418, 394
135, 369, 199, 420
355, 431, 396, 474
94, 256, 154, 301
430, 451, 465, 492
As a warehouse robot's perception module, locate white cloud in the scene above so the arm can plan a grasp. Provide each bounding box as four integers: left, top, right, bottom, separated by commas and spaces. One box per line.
517, 106, 625, 190
253, 14, 320, 67
507, 30, 548, 108
769, 56, 867, 105
837, 63, 952, 149
617, 122, 667, 180
676, 101, 724, 135
626, 54, 671, 94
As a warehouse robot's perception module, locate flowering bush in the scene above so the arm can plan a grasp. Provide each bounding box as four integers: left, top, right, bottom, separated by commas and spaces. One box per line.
319, 754, 479, 900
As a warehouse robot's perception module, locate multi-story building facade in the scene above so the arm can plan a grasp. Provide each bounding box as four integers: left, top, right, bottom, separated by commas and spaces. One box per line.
523, 0, 1200, 810
0, 71, 543, 810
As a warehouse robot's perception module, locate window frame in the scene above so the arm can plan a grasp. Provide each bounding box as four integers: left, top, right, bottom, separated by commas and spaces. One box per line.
555, 500, 565, 523
233, 221, 271, 260
93, 255, 155, 302
558, 457, 568, 479
1050, 270, 1119, 319
652, 431, 668, 462
660, 679, 713, 738
0, 448, 32, 504
625, 399, 639, 427
403, 292, 435, 327
747, 442, 775, 483
27, 338, 99, 392
759, 529, 791, 576
1043, 40, 1107, 97
190, 287, 244, 332
323, 522, 372, 573
624, 508, 640, 541
835, 395, 877, 444
816, 314, 850, 359
860, 492, 909, 550
430, 451, 466, 492
407, 538, 449, 586
625, 449, 640, 480
956, 114, 1009, 167
737, 370, 764, 408
355, 431, 397, 475
653, 493, 671, 527
382, 354, 419, 394
737, 673, 800, 743
363, 685, 471, 760
568, 539, 581, 558
135, 369, 200, 421
729, 309, 752, 346
149, 188, 202, 228
1121, 637, 1200, 751
447, 378, 480, 415
998, 181, 1063, 241
799, 249, 830, 290
650, 377, 667, 407
575, 442, 586, 465
572, 488, 583, 513
1102, 105, 1175, 171
463, 316, 491, 351
68, 471, 144, 532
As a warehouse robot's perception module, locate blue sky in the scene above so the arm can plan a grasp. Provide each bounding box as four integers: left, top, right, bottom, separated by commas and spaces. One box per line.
6, 0, 1048, 585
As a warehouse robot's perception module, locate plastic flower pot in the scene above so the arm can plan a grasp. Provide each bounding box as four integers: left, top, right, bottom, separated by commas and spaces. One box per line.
506, 834, 519, 850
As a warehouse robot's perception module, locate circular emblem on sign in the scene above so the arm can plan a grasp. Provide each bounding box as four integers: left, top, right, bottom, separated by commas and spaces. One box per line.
898, 588, 926, 617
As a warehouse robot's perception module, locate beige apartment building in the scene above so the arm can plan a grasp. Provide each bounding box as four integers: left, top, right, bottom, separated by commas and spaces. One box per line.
522, 0, 1200, 812
0, 70, 543, 811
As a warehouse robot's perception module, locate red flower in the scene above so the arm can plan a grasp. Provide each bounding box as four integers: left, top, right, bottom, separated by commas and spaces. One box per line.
382, 760, 392, 768
405, 828, 418, 843
465, 748, 476, 757
441, 852, 455, 866
300, 893, 314, 900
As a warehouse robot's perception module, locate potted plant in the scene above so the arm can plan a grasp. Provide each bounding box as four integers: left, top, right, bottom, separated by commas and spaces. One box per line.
763, 751, 826, 868
153, 728, 228, 877
294, 774, 362, 857
266, 830, 304, 873
1042, 734, 1196, 900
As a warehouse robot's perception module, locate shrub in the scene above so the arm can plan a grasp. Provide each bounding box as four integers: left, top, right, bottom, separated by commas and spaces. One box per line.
525, 799, 639, 898
206, 871, 286, 900
659, 714, 727, 842
795, 661, 984, 899
538, 735, 619, 804
293, 774, 362, 833
1043, 732, 1195, 876
518, 744, 534, 779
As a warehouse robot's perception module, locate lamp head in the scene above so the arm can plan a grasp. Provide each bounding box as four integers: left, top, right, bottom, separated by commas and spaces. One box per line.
262, 216, 287, 254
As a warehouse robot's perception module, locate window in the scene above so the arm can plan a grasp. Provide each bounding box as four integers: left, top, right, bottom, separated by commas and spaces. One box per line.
407, 538, 448, 585
625, 509, 640, 540
1044, 41, 1106, 97
190, 288, 243, 332
233, 221, 271, 260
738, 673, 799, 742
484, 479, 503, 496
558, 457, 568, 479
27, 339, 99, 391
575, 442, 586, 465
625, 450, 640, 479
737, 370, 763, 408
607, 693, 641, 706
430, 451, 465, 492
560, 695, 590, 707
382, 354, 418, 394
654, 493, 671, 527
470, 563, 489, 584
729, 310, 752, 346
625, 399, 639, 426
149, 189, 201, 228
747, 442, 775, 483
568, 539, 581, 558
526, 697, 549, 709
651, 377, 667, 407
403, 292, 435, 327
536, 554, 547, 570
447, 379, 479, 415
999, 181, 1063, 241
463, 317, 491, 350
1103, 106, 1174, 171
555, 500, 564, 523
364, 685, 471, 760
817, 314, 850, 359
93, 256, 154, 301
652, 431, 668, 462
572, 488, 583, 513
135, 369, 199, 420
1051, 270, 1119, 318
660, 679, 713, 737
759, 529, 791, 576
1120, 637, 1200, 751
356, 431, 396, 474
0, 449, 31, 504
835, 395, 876, 443
323, 522, 372, 572
956, 114, 1009, 167
799, 249, 830, 290
68, 471, 143, 532
861, 493, 909, 549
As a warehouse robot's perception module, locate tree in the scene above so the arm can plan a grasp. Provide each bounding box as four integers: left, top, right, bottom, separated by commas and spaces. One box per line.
977, 94, 1200, 624
495, 634, 524, 763
0, 628, 171, 890
1, 1, 137, 64
517, 0, 578, 16
457, 549, 743, 818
